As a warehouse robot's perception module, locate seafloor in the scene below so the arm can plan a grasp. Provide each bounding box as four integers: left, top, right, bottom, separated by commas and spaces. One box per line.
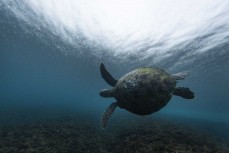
0, 113, 228, 153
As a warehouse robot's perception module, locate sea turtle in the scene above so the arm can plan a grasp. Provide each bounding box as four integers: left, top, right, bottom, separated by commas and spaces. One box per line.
99, 63, 195, 128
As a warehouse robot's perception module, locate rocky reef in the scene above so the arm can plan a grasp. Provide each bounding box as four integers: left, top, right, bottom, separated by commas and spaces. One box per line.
0, 114, 228, 153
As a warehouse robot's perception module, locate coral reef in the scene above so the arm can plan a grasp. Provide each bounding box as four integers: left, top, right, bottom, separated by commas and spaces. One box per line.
0, 114, 228, 153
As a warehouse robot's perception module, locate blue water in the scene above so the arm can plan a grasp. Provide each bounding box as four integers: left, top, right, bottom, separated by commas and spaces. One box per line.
0, 1, 229, 152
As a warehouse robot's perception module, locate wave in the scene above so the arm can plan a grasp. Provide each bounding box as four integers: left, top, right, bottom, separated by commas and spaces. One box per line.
2, 0, 229, 69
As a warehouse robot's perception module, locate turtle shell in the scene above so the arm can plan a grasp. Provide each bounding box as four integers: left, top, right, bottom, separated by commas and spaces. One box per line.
113, 67, 176, 115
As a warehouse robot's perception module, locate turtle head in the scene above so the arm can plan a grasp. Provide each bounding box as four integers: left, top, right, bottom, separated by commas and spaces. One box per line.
100, 89, 114, 98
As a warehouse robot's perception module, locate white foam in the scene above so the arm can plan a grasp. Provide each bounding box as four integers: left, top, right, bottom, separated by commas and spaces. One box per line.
2, 0, 229, 66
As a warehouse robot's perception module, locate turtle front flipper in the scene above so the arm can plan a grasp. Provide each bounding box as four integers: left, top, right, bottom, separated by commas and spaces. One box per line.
101, 102, 118, 129
173, 87, 195, 99
100, 63, 118, 87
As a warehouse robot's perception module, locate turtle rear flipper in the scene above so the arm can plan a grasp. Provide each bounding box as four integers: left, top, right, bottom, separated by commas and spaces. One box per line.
100, 63, 118, 87
101, 102, 118, 129
173, 87, 195, 99
172, 71, 190, 80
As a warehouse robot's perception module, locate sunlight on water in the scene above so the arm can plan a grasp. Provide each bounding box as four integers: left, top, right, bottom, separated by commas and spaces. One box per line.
2, 0, 229, 67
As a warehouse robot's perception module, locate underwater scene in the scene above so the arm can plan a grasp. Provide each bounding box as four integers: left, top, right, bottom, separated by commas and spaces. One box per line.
1, 0, 229, 152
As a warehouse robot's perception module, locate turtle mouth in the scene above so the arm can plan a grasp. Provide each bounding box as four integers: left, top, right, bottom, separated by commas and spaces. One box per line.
100, 89, 114, 98
100, 89, 108, 97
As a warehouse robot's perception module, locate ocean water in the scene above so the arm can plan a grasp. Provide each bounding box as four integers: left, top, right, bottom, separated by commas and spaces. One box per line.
0, 0, 229, 152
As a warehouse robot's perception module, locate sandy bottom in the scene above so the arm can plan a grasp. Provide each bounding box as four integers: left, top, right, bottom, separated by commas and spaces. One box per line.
0, 114, 228, 153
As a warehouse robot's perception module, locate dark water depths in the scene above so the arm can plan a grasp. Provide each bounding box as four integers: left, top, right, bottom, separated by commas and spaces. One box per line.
0, 1, 229, 152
